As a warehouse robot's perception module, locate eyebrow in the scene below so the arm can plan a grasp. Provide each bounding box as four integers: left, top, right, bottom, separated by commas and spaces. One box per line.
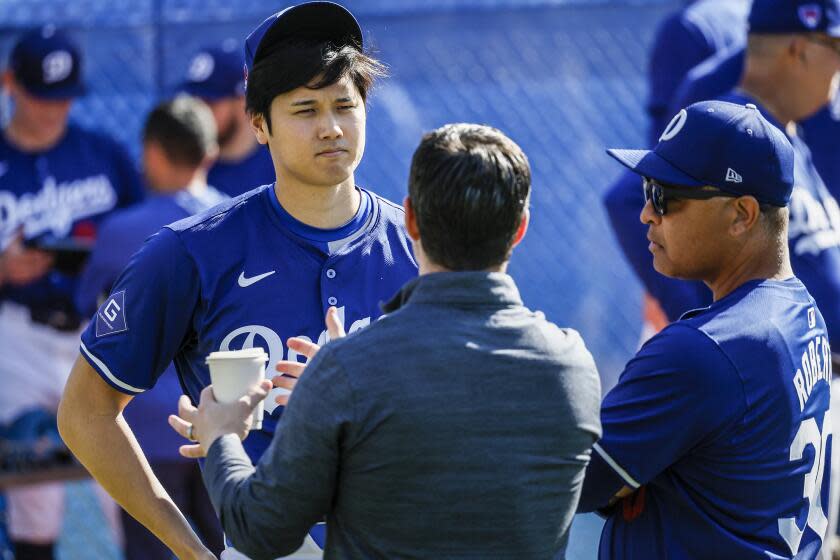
289, 96, 355, 107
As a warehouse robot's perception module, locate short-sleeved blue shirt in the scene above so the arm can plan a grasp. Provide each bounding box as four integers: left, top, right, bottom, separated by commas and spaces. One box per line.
0, 124, 144, 319
581, 278, 832, 559
78, 184, 418, 462
75, 188, 227, 462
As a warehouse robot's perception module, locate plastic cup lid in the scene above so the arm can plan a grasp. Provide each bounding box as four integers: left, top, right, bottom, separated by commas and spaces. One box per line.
205, 348, 268, 363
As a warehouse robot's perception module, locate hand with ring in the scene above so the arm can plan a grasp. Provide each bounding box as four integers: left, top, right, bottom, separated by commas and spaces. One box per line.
168, 381, 273, 458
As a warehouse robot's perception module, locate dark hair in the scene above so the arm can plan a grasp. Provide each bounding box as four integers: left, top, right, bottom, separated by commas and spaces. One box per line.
408, 123, 531, 271
142, 95, 217, 167
245, 41, 386, 133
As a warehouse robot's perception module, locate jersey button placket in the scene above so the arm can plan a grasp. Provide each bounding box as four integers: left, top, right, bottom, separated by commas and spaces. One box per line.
325, 267, 338, 307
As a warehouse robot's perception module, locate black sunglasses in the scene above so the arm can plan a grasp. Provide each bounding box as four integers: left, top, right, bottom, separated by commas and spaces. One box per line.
643, 178, 740, 216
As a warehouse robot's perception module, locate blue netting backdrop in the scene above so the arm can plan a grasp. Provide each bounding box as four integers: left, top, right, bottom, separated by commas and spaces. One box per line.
0, 0, 679, 558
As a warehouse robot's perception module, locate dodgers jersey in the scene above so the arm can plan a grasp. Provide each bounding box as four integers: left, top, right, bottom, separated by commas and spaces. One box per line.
580, 278, 832, 559
0, 124, 144, 324
76, 188, 227, 463
79, 184, 418, 463
207, 145, 275, 198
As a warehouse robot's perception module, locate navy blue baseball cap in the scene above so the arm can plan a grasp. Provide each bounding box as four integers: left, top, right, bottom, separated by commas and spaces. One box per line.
244, 2, 363, 76
750, 0, 840, 36
181, 41, 245, 101
607, 100, 795, 207
9, 26, 86, 99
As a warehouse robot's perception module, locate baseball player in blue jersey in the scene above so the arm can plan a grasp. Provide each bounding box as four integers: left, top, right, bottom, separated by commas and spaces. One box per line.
0, 26, 143, 560
181, 41, 275, 197
606, 0, 840, 324
76, 96, 228, 560
57, 3, 418, 560
580, 100, 832, 559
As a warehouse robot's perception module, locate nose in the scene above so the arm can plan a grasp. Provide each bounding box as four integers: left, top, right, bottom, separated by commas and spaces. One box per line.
318, 111, 343, 141
640, 197, 661, 225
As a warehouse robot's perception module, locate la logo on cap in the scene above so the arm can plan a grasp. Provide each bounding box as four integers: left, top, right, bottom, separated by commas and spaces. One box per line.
42, 50, 73, 84
799, 4, 823, 29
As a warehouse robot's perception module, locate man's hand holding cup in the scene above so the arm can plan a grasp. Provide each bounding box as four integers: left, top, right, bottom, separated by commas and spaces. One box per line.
168, 347, 273, 458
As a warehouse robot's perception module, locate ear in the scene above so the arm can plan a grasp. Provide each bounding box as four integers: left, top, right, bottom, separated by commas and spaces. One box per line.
788, 35, 809, 65
511, 209, 530, 248
249, 112, 269, 145
2, 70, 17, 94
403, 196, 420, 241
730, 196, 761, 237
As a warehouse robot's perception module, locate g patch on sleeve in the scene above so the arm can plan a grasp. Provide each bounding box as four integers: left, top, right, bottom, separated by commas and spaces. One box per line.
96, 290, 128, 337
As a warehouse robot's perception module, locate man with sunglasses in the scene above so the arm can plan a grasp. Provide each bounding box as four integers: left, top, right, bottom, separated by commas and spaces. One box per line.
578, 100, 832, 559
604, 0, 840, 332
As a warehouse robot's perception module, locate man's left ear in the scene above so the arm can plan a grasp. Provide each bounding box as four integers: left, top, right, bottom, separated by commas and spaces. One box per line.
512, 209, 530, 247
730, 197, 760, 236
403, 196, 421, 241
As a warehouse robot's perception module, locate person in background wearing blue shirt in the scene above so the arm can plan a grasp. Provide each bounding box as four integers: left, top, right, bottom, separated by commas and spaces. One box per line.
181, 41, 275, 197
57, 3, 418, 560
603, 0, 749, 329
0, 26, 143, 560
581, 99, 832, 559
75, 96, 227, 560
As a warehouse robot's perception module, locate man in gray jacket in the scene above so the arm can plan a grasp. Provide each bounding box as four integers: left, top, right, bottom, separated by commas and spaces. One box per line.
171, 123, 602, 560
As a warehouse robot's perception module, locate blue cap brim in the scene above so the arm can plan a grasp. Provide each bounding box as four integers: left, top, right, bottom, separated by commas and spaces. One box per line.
606, 148, 705, 187
23, 82, 86, 100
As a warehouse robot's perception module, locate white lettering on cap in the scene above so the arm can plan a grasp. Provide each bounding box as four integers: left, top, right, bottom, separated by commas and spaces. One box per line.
187, 53, 214, 82
42, 50, 73, 84
659, 109, 688, 142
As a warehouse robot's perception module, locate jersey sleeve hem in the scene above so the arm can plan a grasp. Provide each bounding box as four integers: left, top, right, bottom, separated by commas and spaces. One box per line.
593, 442, 641, 489
80, 341, 146, 395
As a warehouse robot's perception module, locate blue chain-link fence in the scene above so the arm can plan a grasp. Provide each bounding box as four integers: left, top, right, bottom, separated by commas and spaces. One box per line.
1, 1, 679, 557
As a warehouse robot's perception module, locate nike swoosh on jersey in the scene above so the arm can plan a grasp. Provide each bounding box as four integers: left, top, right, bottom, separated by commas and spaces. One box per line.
238, 270, 276, 287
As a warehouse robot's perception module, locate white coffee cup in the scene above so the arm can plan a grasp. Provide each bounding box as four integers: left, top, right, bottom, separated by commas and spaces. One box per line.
205, 348, 268, 431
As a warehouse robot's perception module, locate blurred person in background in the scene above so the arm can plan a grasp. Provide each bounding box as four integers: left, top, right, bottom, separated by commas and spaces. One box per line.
0, 26, 143, 560
75, 95, 227, 560
670, 11, 840, 200
602, 0, 750, 330
181, 41, 275, 197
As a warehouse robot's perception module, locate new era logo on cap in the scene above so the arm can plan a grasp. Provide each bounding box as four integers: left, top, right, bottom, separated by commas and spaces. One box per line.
726, 168, 743, 184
